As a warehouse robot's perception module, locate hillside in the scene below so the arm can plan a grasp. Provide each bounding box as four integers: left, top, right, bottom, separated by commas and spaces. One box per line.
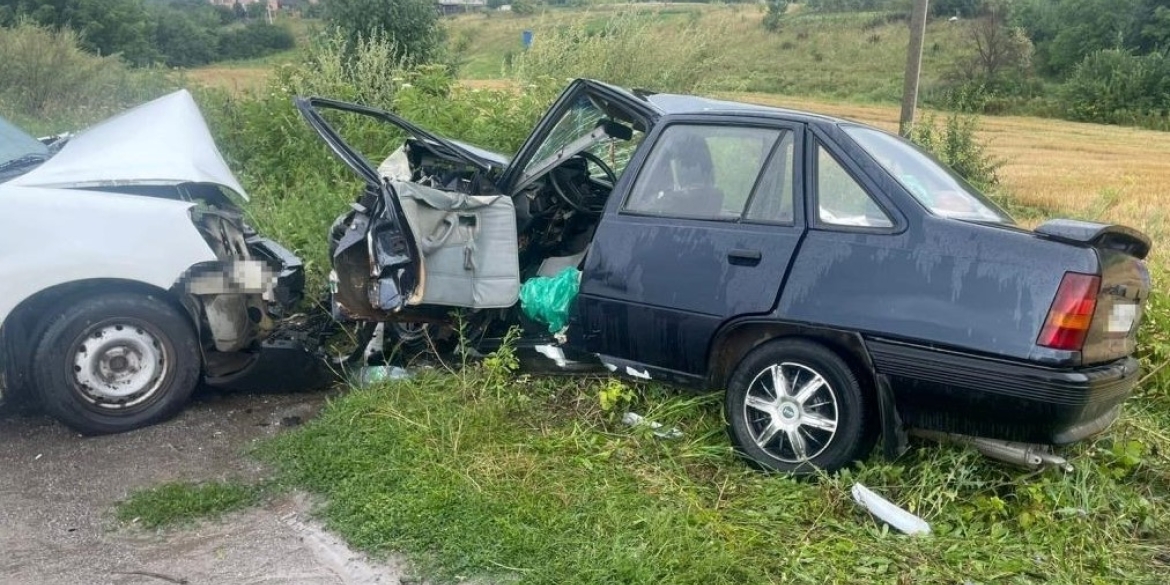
447, 5, 973, 102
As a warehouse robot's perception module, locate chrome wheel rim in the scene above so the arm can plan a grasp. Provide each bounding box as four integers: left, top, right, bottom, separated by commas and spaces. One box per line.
71, 321, 169, 410
742, 362, 839, 464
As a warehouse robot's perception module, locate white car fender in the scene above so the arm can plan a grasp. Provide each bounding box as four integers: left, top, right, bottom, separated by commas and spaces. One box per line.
0, 185, 216, 330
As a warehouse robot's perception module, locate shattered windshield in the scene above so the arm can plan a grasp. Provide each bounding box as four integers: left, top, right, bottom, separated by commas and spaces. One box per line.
844, 125, 1011, 224
520, 93, 643, 186
0, 114, 50, 179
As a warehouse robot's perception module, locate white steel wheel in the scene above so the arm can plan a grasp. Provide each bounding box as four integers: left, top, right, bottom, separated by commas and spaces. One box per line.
32, 293, 201, 435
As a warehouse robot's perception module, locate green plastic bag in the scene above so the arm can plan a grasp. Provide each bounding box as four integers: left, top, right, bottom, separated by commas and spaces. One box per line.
519, 267, 581, 334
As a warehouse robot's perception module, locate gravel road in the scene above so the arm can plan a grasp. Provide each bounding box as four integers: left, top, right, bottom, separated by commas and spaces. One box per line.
0, 388, 407, 585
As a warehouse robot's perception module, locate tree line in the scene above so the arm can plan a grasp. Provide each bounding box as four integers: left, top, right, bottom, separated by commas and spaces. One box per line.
774, 0, 1170, 129
0, 0, 296, 67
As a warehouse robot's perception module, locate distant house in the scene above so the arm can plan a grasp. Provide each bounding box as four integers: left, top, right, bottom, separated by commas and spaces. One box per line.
437, 0, 487, 16
207, 0, 291, 11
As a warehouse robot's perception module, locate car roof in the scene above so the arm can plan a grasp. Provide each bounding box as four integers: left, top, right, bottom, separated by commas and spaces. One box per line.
638, 90, 848, 126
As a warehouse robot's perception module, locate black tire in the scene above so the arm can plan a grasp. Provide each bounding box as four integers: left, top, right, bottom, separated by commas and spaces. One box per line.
32, 293, 201, 435
724, 339, 873, 474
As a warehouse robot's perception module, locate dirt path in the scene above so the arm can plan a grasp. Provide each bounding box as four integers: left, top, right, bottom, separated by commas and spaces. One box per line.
0, 389, 406, 585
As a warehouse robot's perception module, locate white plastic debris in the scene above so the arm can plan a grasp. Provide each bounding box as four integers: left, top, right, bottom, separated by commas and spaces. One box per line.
621, 411, 683, 440
851, 483, 931, 536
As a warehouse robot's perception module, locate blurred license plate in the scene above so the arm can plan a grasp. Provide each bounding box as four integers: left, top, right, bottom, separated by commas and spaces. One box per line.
1108, 302, 1137, 333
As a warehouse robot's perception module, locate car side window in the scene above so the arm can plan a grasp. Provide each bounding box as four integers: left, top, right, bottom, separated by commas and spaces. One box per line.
816, 144, 893, 228
744, 131, 796, 224
624, 125, 780, 221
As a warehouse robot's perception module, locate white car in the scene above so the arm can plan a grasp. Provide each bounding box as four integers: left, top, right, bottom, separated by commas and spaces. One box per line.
0, 90, 313, 434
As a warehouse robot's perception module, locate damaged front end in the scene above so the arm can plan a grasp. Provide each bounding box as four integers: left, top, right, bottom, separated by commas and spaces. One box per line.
178, 200, 337, 392
182, 206, 303, 351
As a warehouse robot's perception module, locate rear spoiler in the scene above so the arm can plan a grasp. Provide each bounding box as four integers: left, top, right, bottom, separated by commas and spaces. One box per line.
1034, 219, 1151, 260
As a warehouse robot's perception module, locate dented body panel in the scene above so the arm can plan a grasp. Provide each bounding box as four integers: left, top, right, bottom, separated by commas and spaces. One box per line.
8, 90, 248, 197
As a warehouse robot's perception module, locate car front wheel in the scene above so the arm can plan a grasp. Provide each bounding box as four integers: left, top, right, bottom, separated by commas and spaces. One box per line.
724, 339, 872, 474
32, 293, 201, 435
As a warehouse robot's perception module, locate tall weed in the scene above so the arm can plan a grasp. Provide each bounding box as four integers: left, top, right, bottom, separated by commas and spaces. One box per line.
0, 21, 173, 134
509, 11, 727, 94
906, 111, 1001, 191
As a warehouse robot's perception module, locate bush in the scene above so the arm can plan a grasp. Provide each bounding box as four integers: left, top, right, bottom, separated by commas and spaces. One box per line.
509, 11, 726, 94
906, 111, 1000, 190
1060, 49, 1170, 128
217, 22, 296, 62
0, 20, 173, 133
803, 0, 903, 12
762, 0, 789, 31
325, 0, 443, 66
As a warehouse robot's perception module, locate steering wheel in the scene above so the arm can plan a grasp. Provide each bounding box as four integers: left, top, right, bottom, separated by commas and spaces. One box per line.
549, 151, 618, 214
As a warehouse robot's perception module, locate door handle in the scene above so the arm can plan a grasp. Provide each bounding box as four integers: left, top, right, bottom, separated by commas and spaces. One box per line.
728, 249, 762, 266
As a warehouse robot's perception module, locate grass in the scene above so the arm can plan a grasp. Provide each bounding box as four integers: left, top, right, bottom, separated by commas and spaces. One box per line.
186, 6, 974, 99
247, 363, 1170, 584
446, 5, 971, 101
116, 481, 264, 529
117, 15, 1170, 583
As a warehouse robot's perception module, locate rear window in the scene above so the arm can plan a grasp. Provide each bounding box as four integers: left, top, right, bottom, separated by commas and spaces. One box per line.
843, 125, 1012, 224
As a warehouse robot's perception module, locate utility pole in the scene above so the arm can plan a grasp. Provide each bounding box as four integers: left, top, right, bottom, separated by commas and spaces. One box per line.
900, 0, 930, 137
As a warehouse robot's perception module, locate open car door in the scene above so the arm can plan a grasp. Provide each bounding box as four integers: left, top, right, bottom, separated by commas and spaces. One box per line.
295, 82, 654, 323
297, 97, 520, 321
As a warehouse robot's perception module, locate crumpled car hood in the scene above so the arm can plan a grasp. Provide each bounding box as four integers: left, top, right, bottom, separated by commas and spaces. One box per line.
9, 89, 248, 200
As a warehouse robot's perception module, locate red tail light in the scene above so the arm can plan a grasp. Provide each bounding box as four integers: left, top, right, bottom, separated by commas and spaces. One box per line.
1037, 272, 1100, 350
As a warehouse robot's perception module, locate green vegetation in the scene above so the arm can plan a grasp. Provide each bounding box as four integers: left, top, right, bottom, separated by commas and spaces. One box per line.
1061, 50, 1170, 128
448, 6, 972, 101
0, 0, 296, 67
0, 21, 173, 133
446, 1, 1170, 129
906, 110, 1000, 191
116, 481, 264, 529
7, 8, 1168, 584
324, 0, 443, 66
251, 346, 1170, 584
509, 11, 726, 93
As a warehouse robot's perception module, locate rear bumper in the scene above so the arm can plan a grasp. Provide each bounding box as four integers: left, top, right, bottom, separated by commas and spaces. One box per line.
867, 338, 1138, 444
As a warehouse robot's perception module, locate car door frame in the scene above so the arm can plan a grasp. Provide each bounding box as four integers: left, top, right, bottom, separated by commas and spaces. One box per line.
572, 113, 810, 385
496, 79, 660, 197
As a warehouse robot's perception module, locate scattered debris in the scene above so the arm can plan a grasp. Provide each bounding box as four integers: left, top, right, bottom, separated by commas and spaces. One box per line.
851, 483, 932, 536
349, 365, 411, 387
621, 411, 683, 440
625, 366, 651, 380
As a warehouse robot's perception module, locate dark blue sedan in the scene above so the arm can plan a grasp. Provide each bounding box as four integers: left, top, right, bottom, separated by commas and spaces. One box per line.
301, 79, 1151, 473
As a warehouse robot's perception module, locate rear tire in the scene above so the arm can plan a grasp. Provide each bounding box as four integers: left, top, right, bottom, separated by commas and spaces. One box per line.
32, 293, 200, 435
724, 339, 873, 474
